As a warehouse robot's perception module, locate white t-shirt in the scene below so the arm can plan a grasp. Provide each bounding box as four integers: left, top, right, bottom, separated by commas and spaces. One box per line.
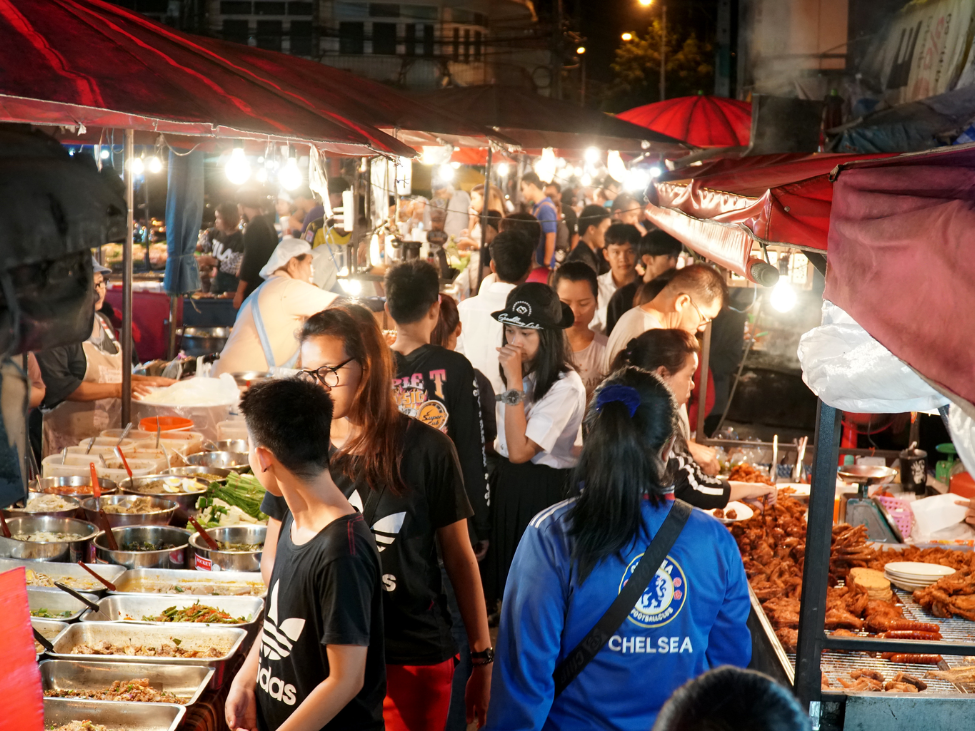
496, 370, 586, 470
214, 275, 337, 376
572, 332, 607, 395
602, 307, 664, 373
590, 270, 623, 334
455, 281, 516, 396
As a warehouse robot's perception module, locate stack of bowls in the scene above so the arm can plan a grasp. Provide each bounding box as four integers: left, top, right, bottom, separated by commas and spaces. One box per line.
884, 561, 956, 592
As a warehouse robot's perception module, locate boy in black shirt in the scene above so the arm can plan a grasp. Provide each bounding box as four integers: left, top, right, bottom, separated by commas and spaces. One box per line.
225, 379, 385, 731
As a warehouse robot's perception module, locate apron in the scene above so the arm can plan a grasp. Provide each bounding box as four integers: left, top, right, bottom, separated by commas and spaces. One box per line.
42, 313, 124, 457
239, 281, 299, 371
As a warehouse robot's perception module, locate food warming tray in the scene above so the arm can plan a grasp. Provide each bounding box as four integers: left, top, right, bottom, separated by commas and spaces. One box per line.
29, 586, 100, 622
82, 594, 265, 638
44, 697, 185, 731
0, 558, 126, 596
109, 567, 266, 597
39, 659, 214, 706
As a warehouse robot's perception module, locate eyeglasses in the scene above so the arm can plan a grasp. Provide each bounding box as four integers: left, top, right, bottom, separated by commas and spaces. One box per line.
297, 357, 356, 390
94, 278, 109, 289
683, 295, 713, 326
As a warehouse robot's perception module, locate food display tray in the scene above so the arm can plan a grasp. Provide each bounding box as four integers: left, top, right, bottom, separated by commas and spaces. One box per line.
44, 697, 185, 731
39, 659, 214, 706
82, 594, 265, 639
33, 618, 69, 659
0, 558, 126, 596
29, 586, 100, 623
110, 567, 266, 597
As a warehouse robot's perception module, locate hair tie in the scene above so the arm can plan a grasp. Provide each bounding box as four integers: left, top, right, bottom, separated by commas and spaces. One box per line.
595, 384, 641, 418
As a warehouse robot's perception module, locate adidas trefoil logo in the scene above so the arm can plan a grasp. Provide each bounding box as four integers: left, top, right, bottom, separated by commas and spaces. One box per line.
261, 580, 306, 661
349, 490, 406, 553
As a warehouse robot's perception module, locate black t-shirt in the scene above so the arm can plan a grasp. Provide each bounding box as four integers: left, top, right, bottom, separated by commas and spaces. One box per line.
668, 442, 730, 510
605, 280, 640, 336
564, 241, 609, 275
35, 313, 119, 410
473, 369, 497, 451
203, 228, 245, 277
238, 214, 279, 297
257, 511, 385, 731
393, 344, 489, 540
263, 415, 473, 665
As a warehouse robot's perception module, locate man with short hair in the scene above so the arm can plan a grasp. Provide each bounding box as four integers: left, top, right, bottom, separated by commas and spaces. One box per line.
519, 171, 558, 268
234, 189, 279, 308
552, 262, 606, 397
591, 223, 640, 334
456, 231, 534, 395
294, 185, 322, 237
611, 192, 647, 234
606, 230, 683, 335
564, 204, 611, 275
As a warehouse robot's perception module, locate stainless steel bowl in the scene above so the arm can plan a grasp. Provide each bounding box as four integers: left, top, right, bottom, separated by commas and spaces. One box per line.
180, 326, 231, 357
186, 451, 250, 472
229, 371, 271, 390
81, 495, 178, 528
3, 492, 81, 520
93, 525, 191, 569
32, 475, 118, 497
28, 586, 98, 622
163, 465, 231, 481
189, 524, 266, 573
205, 439, 248, 453
0, 516, 99, 562
120, 473, 208, 514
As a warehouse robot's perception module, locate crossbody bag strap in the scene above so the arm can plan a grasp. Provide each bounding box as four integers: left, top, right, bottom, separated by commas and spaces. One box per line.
553, 499, 693, 698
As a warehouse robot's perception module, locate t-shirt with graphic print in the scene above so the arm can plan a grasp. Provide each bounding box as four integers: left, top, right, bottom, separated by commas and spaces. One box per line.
256, 511, 385, 731
393, 344, 489, 541
262, 415, 473, 666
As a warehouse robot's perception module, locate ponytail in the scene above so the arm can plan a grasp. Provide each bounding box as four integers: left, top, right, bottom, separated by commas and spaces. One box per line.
567, 367, 679, 580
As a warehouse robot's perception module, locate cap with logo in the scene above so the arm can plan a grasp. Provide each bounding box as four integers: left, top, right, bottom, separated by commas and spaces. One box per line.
491, 282, 574, 331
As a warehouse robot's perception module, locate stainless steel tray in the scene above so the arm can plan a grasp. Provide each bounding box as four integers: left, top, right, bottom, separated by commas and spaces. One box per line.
49, 622, 247, 688
110, 567, 266, 597
33, 617, 69, 658
29, 586, 99, 622
0, 558, 125, 596
39, 659, 214, 706
44, 697, 185, 731
82, 594, 264, 633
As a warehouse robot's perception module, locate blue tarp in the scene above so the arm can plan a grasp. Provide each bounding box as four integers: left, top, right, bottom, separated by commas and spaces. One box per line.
163, 148, 203, 295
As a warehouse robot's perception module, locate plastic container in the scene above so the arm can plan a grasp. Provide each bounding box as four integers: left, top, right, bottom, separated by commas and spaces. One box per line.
950, 471, 975, 500
42, 454, 159, 483
217, 420, 248, 442
140, 416, 194, 433
131, 431, 205, 457
65, 446, 168, 473
877, 495, 913, 539
911, 492, 969, 536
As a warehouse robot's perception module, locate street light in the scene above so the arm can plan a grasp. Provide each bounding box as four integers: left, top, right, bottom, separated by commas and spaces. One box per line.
576, 46, 586, 54
622, 32, 634, 41
638, 0, 653, 6
576, 46, 587, 107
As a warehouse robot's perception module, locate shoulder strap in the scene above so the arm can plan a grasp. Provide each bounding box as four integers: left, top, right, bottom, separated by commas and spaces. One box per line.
552, 499, 692, 698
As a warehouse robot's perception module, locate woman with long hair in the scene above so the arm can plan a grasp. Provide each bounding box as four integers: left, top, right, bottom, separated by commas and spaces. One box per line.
610, 328, 774, 509
487, 282, 586, 603
260, 303, 493, 730
486, 367, 751, 730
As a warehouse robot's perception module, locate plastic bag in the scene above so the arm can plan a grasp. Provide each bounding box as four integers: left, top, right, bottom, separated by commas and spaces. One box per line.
135, 374, 240, 441
797, 301, 950, 414
949, 406, 975, 477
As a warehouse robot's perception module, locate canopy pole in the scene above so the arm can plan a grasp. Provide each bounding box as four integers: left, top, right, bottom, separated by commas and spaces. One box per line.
696, 320, 711, 439
476, 146, 493, 295
121, 128, 134, 426
167, 296, 178, 361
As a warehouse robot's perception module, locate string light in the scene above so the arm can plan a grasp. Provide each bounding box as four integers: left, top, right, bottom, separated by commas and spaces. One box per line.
533, 148, 557, 183
99, 149, 110, 160
769, 279, 797, 312
278, 152, 302, 190
128, 156, 145, 175
147, 156, 163, 174
225, 147, 251, 185
437, 163, 455, 182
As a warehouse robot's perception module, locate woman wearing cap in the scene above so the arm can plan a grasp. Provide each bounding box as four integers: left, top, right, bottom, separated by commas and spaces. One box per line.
488, 282, 587, 603
213, 238, 337, 376
36, 257, 175, 455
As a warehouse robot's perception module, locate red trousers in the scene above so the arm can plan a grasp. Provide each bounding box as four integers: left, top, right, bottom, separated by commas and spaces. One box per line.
383, 659, 455, 731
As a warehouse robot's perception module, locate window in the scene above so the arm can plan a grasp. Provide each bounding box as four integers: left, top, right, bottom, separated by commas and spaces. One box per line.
406, 5, 437, 21
255, 1, 286, 14
463, 28, 471, 63
256, 19, 282, 50
452, 27, 459, 61
290, 21, 313, 55
372, 22, 397, 55
475, 12, 487, 27
369, 3, 399, 17
422, 24, 434, 56
222, 19, 249, 44
220, 1, 251, 13
288, 1, 312, 14
474, 31, 482, 61
339, 22, 364, 54
404, 24, 415, 56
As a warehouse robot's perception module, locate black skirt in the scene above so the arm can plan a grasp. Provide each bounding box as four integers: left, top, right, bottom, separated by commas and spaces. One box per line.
486, 456, 573, 604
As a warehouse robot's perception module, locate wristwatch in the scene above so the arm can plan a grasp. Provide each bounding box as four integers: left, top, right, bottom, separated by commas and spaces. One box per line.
471, 647, 495, 666
496, 389, 525, 405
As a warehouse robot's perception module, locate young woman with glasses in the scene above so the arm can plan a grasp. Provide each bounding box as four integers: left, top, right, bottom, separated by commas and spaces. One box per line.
260, 304, 493, 730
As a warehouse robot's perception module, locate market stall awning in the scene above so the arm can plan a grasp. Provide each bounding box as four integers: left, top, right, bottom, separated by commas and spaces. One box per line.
413, 85, 685, 152
645, 152, 892, 278
618, 95, 752, 148
0, 0, 413, 156
825, 144, 975, 410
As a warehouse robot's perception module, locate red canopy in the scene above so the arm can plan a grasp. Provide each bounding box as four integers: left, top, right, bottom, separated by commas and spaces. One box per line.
0, 0, 412, 156
618, 96, 752, 148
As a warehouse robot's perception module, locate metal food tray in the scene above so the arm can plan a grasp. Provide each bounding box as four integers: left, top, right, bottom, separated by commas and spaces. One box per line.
33, 618, 69, 659
44, 697, 185, 731
39, 659, 214, 706
82, 594, 265, 639
0, 558, 126, 596
49, 623, 247, 689
110, 567, 266, 597
29, 586, 100, 622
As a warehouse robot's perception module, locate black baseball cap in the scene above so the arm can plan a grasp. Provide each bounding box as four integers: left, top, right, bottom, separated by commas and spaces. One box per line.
491, 282, 574, 330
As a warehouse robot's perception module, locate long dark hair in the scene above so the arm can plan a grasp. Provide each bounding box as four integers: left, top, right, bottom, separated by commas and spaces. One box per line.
567, 367, 679, 580
499, 327, 574, 403
300, 304, 406, 494
609, 328, 699, 375
431, 293, 459, 348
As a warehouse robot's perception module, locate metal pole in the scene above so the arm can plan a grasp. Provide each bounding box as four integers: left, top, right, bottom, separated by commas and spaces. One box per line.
122, 129, 134, 426
476, 146, 494, 295
696, 320, 711, 439
660, 3, 667, 101
167, 296, 178, 361
793, 401, 841, 712
580, 55, 587, 107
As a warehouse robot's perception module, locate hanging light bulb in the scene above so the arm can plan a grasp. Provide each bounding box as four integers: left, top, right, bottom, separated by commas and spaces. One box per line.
496, 162, 510, 178
99, 148, 111, 160
533, 148, 557, 183
225, 147, 251, 185
147, 155, 163, 174
437, 163, 455, 182
624, 167, 650, 193
581, 173, 592, 186
769, 279, 797, 312
584, 147, 601, 165
128, 156, 145, 175
607, 151, 628, 183
649, 166, 663, 178
278, 153, 302, 191
255, 167, 268, 183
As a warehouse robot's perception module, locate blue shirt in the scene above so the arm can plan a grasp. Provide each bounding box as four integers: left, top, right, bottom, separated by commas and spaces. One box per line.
532, 197, 559, 267
486, 498, 752, 731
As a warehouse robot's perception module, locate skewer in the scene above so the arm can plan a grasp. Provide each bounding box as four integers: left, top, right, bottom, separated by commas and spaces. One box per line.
76, 561, 117, 591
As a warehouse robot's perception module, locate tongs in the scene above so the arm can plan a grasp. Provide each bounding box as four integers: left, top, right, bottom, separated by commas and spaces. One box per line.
53, 581, 100, 612
33, 627, 55, 653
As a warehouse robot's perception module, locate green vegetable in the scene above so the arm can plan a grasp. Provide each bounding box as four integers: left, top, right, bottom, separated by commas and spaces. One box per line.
204, 473, 268, 522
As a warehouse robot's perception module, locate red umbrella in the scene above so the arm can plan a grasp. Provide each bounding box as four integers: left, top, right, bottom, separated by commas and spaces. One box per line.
618, 95, 752, 148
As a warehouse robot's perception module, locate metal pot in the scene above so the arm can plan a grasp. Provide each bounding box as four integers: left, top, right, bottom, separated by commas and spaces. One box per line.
93, 525, 191, 569
81, 495, 178, 528
0, 516, 99, 562
120, 474, 208, 515
229, 371, 271, 390
204, 439, 248, 453
163, 466, 231, 481
186, 451, 250, 472
32, 476, 118, 497
3, 493, 81, 520
189, 525, 265, 573
180, 327, 231, 357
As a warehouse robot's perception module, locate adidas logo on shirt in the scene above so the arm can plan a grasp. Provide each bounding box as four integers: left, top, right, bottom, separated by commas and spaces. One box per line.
348, 490, 406, 553
259, 581, 305, 706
